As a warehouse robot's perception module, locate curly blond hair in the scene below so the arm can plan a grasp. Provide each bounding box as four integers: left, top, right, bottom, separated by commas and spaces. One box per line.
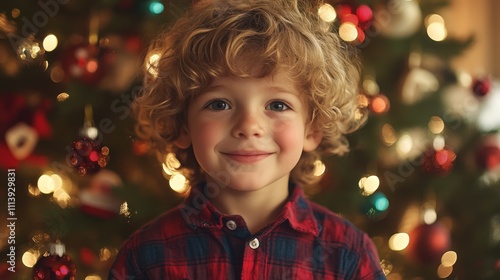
135, 0, 364, 188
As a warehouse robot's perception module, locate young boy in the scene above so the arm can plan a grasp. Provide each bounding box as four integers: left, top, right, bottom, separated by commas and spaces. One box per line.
110, 0, 386, 279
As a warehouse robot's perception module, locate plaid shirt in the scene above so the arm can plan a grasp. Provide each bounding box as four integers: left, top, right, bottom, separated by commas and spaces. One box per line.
109, 184, 386, 280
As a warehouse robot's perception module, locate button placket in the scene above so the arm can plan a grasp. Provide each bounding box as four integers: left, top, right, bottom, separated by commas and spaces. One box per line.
248, 238, 260, 249
226, 220, 237, 230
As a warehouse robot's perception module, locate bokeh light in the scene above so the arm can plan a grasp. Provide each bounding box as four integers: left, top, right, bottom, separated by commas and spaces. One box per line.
43, 34, 58, 52
381, 124, 398, 146
318, 4, 336, 23
37, 174, 55, 194
146, 52, 161, 77
169, 173, 188, 193
371, 94, 390, 114
313, 160, 326, 176
22, 250, 39, 268
441, 251, 457, 267
428, 116, 445, 134
149, 1, 165, 15
427, 22, 447, 41
339, 22, 358, 42
388, 232, 409, 251
423, 207, 437, 224
359, 175, 380, 196
437, 264, 453, 278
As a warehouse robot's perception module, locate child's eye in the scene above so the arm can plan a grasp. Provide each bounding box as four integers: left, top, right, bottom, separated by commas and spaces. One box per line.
266, 101, 290, 111
205, 99, 231, 110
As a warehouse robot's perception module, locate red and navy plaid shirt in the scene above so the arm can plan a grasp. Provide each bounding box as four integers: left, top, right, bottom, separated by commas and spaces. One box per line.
109, 184, 386, 279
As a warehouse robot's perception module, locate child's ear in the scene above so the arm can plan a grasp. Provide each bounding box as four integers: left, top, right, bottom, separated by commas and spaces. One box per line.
303, 125, 323, 152
173, 126, 191, 149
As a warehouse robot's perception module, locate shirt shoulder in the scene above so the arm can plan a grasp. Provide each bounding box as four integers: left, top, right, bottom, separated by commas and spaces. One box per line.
306, 200, 386, 280
125, 205, 190, 246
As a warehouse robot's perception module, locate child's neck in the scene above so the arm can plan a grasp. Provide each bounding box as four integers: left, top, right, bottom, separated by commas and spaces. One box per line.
209, 177, 289, 235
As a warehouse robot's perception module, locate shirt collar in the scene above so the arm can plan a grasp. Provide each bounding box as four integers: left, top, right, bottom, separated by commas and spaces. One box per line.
179, 183, 319, 236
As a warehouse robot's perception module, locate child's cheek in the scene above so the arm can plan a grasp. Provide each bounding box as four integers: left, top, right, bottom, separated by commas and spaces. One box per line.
272, 119, 305, 151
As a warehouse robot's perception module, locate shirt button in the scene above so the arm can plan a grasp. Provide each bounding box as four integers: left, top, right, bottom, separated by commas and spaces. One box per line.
226, 220, 237, 230
249, 238, 260, 249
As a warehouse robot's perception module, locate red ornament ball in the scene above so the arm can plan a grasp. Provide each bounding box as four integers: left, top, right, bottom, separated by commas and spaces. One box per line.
472, 77, 492, 97
33, 244, 76, 280
68, 137, 110, 176
407, 223, 451, 264
422, 147, 456, 175
356, 5, 373, 23
476, 145, 500, 170
60, 43, 114, 85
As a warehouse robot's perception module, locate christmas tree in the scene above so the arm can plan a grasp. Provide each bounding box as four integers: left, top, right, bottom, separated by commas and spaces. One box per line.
1, 0, 499, 279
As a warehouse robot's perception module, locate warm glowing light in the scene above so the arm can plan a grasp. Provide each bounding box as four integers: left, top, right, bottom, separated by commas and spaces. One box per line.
363, 78, 379, 95
423, 208, 437, 224
50, 65, 65, 83
381, 124, 397, 146
339, 22, 358, 42
50, 174, 63, 190
388, 232, 409, 251
28, 183, 41, 196
57, 92, 69, 102
396, 134, 413, 156
426, 14, 445, 26
86, 59, 99, 73
456, 71, 472, 87
428, 116, 445, 134
43, 34, 58, 52
441, 251, 457, 267
99, 248, 112, 261
359, 175, 379, 195
433, 135, 446, 151
119, 202, 131, 218
146, 53, 161, 77
85, 275, 102, 280
165, 153, 181, 170
437, 263, 453, 278
22, 250, 39, 267
318, 4, 337, 23
371, 95, 390, 114
169, 173, 188, 193
379, 259, 393, 276
53, 189, 71, 208
38, 174, 55, 194
386, 273, 402, 280
357, 94, 370, 108
11, 8, 21, 18
427, 22, 447, 41
313, 160, 326, 176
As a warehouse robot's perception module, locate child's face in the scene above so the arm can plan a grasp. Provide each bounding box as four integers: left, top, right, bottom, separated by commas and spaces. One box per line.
176, 70, 321, 191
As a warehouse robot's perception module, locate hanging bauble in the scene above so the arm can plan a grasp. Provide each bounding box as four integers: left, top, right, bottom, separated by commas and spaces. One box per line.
472, 76, 492, 97
360, 191, 389, 220
374, 0, 422, 38
422, 147, 456, 176
407, 223, 451, 264
79, 169, 123, 218
401, 67, 439, 105
68, 137, 110, 176
33, 242, 76, 280
60, 42, 112, 85
475, 135, 500, 171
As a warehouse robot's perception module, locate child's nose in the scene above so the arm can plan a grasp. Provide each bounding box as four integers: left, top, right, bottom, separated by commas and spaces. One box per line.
231, 111, 265, 138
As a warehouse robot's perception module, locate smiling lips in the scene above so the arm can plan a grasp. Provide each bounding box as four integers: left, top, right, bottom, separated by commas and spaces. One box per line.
221, 151, 273, 163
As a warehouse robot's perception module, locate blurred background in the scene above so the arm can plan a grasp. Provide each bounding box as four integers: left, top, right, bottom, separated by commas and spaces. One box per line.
1, 0, 499, 279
